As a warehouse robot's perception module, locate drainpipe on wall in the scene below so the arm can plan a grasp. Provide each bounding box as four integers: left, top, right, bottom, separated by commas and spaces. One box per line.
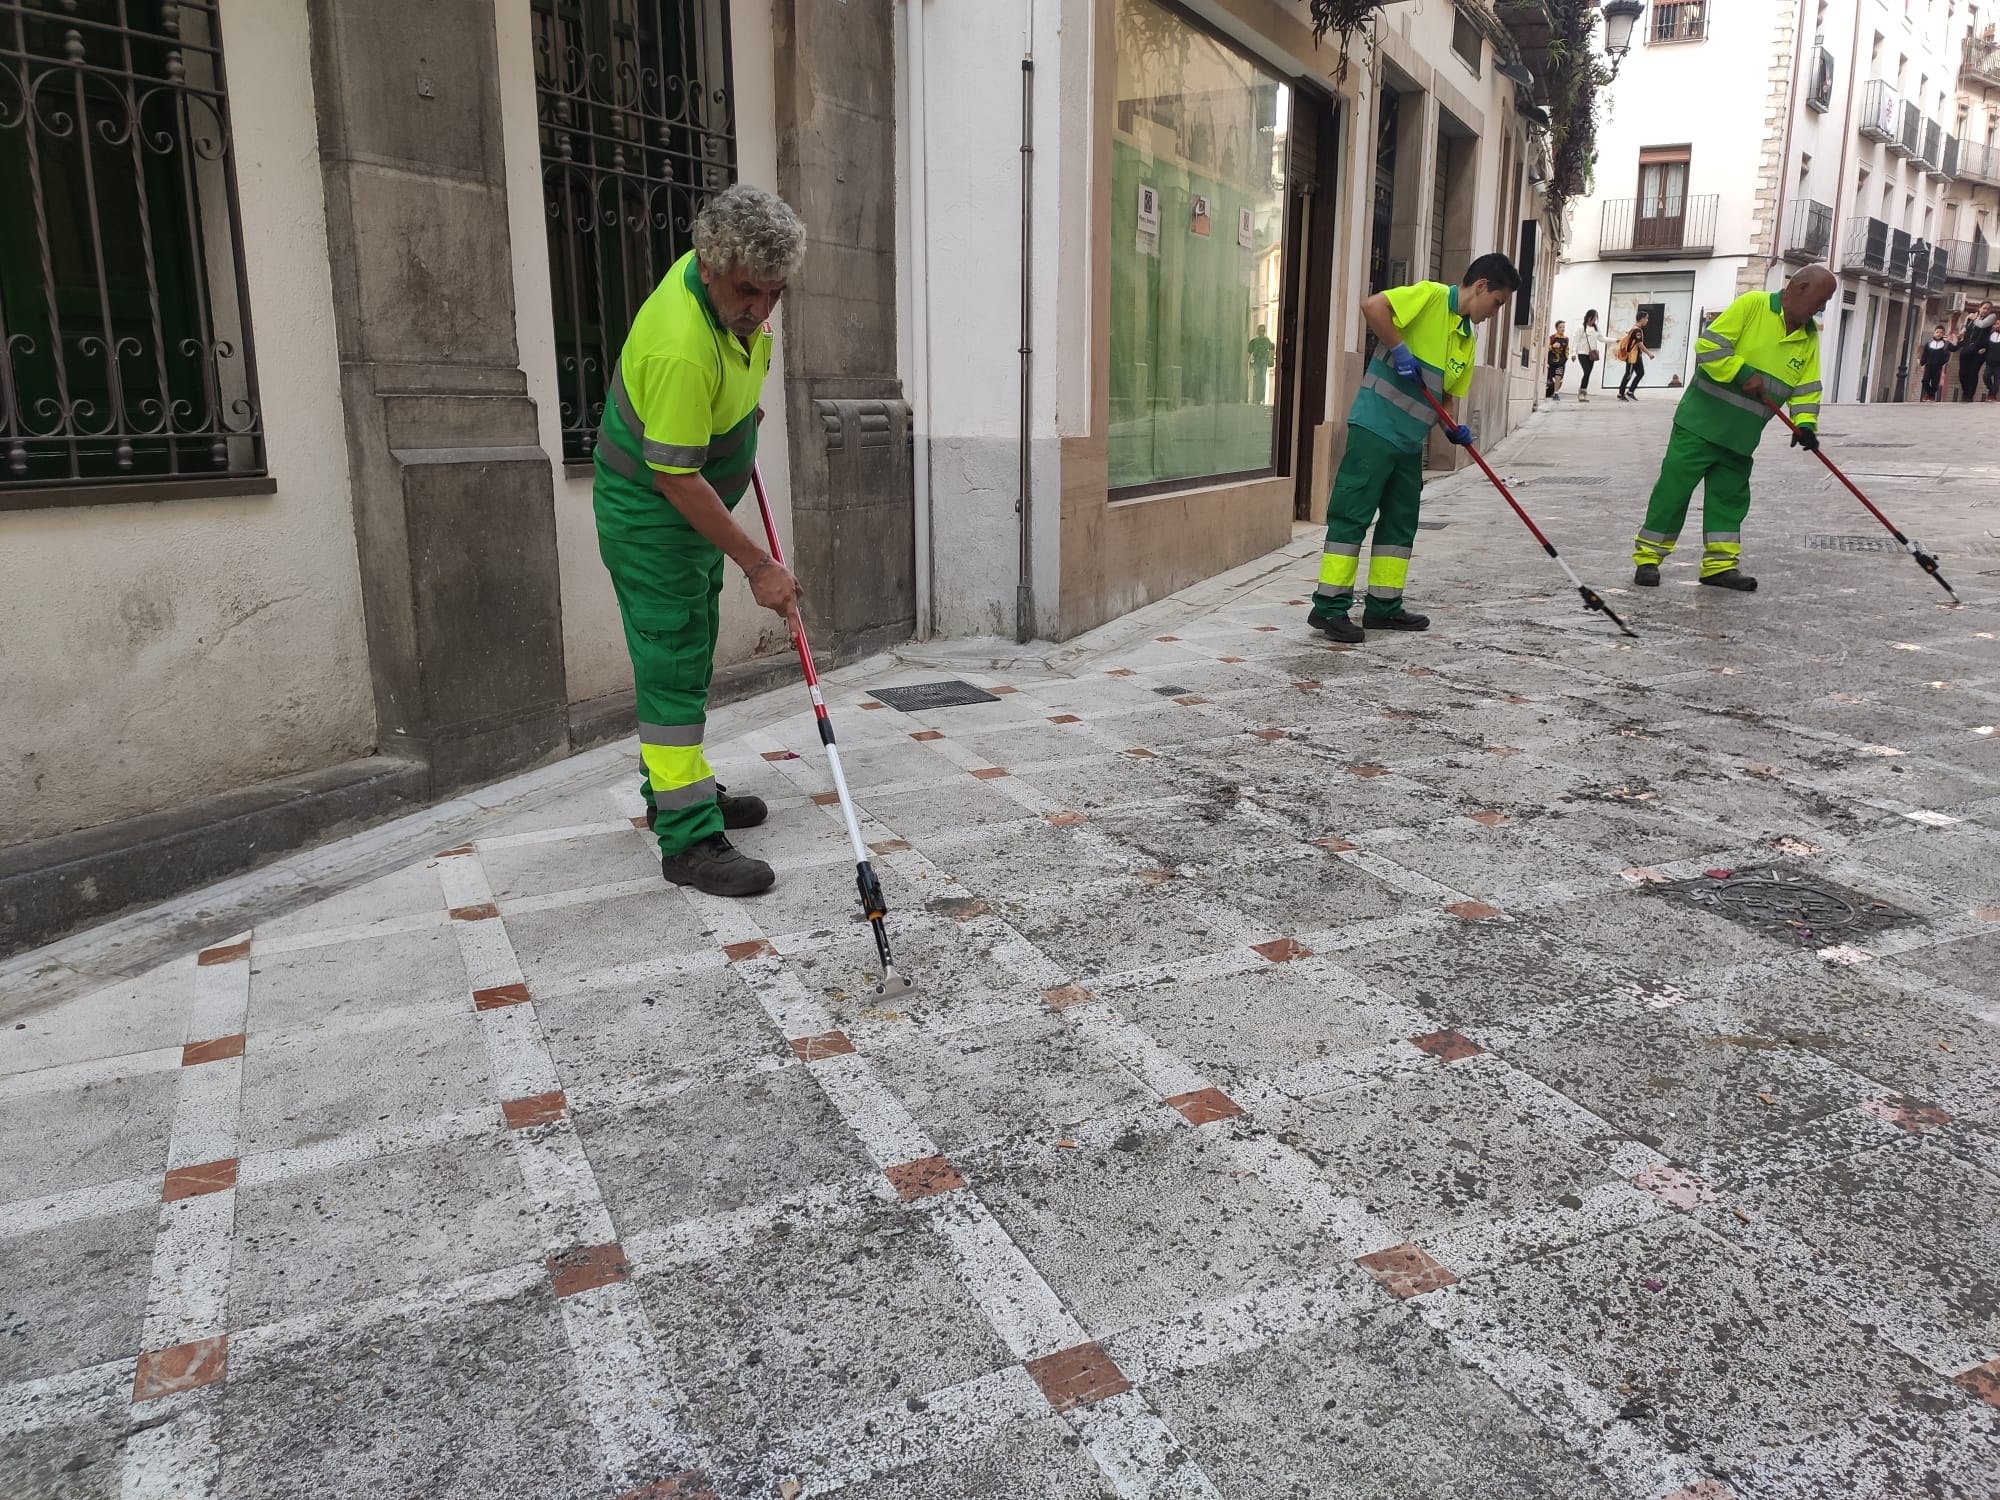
908, 0, 936, 639
1828, 2, 1868, 399
1017, 53, 1036, 646
1767, 0, 1809, 288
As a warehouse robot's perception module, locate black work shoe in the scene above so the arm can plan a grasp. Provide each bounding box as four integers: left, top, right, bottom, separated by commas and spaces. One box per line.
646, 785, 769, 832
716, 787, 768, 830
1365, 609, 1430, 632
1633, 563, 1661, 587
1699, 569, 1759, 593
661, 834, 776, 897
1310, 612, 1365, 644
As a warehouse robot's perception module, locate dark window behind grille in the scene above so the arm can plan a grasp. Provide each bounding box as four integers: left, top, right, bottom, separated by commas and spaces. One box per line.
533, 0, 736, 466
0, 0, 263, 491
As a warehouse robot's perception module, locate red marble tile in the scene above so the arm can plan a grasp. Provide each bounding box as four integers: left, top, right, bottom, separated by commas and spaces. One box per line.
859, 701, 886, 710
617, 1474, 716, 1500
1484, 746, 1523, 758
1254, 625, 1279, 632
1410, 1029, 1485, 1063
1042, 984, 1096, 1011
1136, 868, 1178, 885
1976, 905, 2000, 922
1952, 1358, 2000, 1408
162, 1159, 238, 1203
1219, 656, 1247, 663
1355, 1243, 1457, 1299
1405, 667, 1434, 677
449, 902, 500, 922
1046, 811, 1087, 826
502, 1091, 568, 1129
1155, 635, 1181, 643
971, 767, 1010, 780
1861, 1096, 1950, 1133
1324, 643, 1356, 653
629, 815, 650, 829
790, 1031, 856, 1063
1446, 901, 1503, 921
868, 839, 911, 854
1166, 1087, 1245, 1125
1126, 748, 1157, 759
1467, 811, 1509, 826
885, 1154, 966, 1201
723, 938, 776, 962
1249, 729, 1287, 741
1025, 1341, 1131, 1412
134, 1336, 227, 1402
1048, 714, 1082, 725
473, 982, 532, 1012
1105, 668, 1135, 677
181, 1034, 244, 1067
910, 730, 944, 742
196, 939, 249, 967
1173, 695, 1207, 706
1293, 679, 1321, 690
761, 750, 799, 761
434, 845, 476, 859
1634, 1165, 1712, 1210
811, 791, 843, 806
1313, 836, 1357, 852
547, 1242, 630, 1298
990, 686, 1019, 695
1349, 764, 1388, 778
1252, 938, 1310, 963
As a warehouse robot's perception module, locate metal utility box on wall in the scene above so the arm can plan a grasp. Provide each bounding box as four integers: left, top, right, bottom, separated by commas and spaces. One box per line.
790, 397, 915, 645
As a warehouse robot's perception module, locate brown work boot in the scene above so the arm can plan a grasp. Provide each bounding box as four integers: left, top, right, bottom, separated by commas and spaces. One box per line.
661, 834, 776, 897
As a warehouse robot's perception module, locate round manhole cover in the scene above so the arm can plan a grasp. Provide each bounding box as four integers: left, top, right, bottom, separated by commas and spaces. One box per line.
1685, 871, 1863, 933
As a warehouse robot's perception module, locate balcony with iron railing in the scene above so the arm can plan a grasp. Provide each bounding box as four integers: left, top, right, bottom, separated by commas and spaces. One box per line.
1922, 118, 1944, 172
1945, 134, 1962, 180
1927, 243, 1950, 291
1963, 34, 2000, 90
1782, 199, 1835, 263
1942, 238, 1997, 284
1960, 140, 2000, 186
1598, 194, 1720, 258
1858, 79, 1902, 144
1897, 100, 1922, 157
1844, 215, 1890, 276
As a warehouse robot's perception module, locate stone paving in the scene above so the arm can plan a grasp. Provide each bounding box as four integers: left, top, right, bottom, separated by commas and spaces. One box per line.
4, 395, 2000, 1499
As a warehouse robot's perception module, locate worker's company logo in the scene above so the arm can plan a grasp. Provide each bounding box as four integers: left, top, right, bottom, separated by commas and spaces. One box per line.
1449, 355, 1470, 379
1787, 353, 1807, 372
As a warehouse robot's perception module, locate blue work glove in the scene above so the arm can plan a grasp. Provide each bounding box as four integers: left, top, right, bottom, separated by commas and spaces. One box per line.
1389, 343, 1419, 380
1446, 422, 1473, 446
1790, 425, 1820, 453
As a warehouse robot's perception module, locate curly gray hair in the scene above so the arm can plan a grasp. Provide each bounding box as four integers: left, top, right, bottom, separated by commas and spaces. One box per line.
692, 185, 807, 281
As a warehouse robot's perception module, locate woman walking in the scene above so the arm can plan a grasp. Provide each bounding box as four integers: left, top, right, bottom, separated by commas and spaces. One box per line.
1959, 300, 1995, 401
1575, 309, 1602, 401
1546, 321, 1570, 400
1615, 311, 1652, 400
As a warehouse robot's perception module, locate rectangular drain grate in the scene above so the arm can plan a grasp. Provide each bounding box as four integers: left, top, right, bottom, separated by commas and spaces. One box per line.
868, 680, 1001, 711
1807, 533, 1893, 551
1523, 475, 1607, 487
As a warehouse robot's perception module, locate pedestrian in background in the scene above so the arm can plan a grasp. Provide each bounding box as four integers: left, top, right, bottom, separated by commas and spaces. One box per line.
1575, 309, 1602, 401
1919, 324, 1952, 402
1984, 318, 2000, 401
1959, 300, 1995, 401
1615, 311, 1652, 400
1546, 320, 1570, 400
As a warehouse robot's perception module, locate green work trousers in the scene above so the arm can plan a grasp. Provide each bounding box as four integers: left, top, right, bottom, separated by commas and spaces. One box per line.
1632, 425, 1755, 578
598, 527, 727, 856
1313, 424, 1425, 622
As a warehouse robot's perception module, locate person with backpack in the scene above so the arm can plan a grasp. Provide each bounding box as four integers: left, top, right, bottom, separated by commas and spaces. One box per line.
1615, 311, 1652, 400
1575, 310, 1603, 401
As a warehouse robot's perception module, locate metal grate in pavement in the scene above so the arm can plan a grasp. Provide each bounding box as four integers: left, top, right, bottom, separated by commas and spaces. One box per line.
1521, 475, 1607, 486
1153, 684, 1191, 696
867, 680, 1001, 711
1416, 521, 1451, 530
1652, 867, 1908, 944
1807, 533, 1893, 551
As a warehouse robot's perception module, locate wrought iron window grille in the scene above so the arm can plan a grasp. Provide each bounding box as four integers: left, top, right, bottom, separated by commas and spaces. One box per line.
533, 0, 737, 467
0, 0, 264, 494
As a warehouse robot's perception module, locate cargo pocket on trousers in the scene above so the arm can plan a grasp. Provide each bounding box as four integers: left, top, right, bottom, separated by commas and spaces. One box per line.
627, 603, 707, 696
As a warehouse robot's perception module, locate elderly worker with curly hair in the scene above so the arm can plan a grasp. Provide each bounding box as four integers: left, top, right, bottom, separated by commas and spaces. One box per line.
594, 184, 808, 897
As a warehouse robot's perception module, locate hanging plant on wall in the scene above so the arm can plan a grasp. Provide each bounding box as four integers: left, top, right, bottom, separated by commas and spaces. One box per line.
1306, 0, 1391, 82
1540, 0, 1616, 240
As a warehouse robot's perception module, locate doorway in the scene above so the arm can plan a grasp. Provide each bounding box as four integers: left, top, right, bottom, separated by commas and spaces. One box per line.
1607, 271, 1696, 386
1284, 84, 1337, 520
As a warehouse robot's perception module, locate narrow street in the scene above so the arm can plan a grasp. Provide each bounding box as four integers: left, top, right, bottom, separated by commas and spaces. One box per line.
5, 395, 1999, 1499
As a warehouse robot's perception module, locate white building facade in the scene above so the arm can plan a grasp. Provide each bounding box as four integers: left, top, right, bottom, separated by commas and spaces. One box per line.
1553, 0, 1966, 405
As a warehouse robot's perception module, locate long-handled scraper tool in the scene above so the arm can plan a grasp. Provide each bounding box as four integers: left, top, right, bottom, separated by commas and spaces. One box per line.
1762, 396, 1962, 606
749, 461, 916, 999
1415, 386, 1639, 639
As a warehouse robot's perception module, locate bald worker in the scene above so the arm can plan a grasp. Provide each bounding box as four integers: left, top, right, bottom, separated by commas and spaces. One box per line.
1630, 266, 1836, 594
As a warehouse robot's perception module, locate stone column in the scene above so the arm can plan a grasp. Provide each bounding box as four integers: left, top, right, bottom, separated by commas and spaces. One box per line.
307, 0, 568, 795
771, 0, 916, 654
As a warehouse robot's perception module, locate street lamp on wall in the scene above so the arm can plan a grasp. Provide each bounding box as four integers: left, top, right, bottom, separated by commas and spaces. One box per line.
1601, 0, 1646, 61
